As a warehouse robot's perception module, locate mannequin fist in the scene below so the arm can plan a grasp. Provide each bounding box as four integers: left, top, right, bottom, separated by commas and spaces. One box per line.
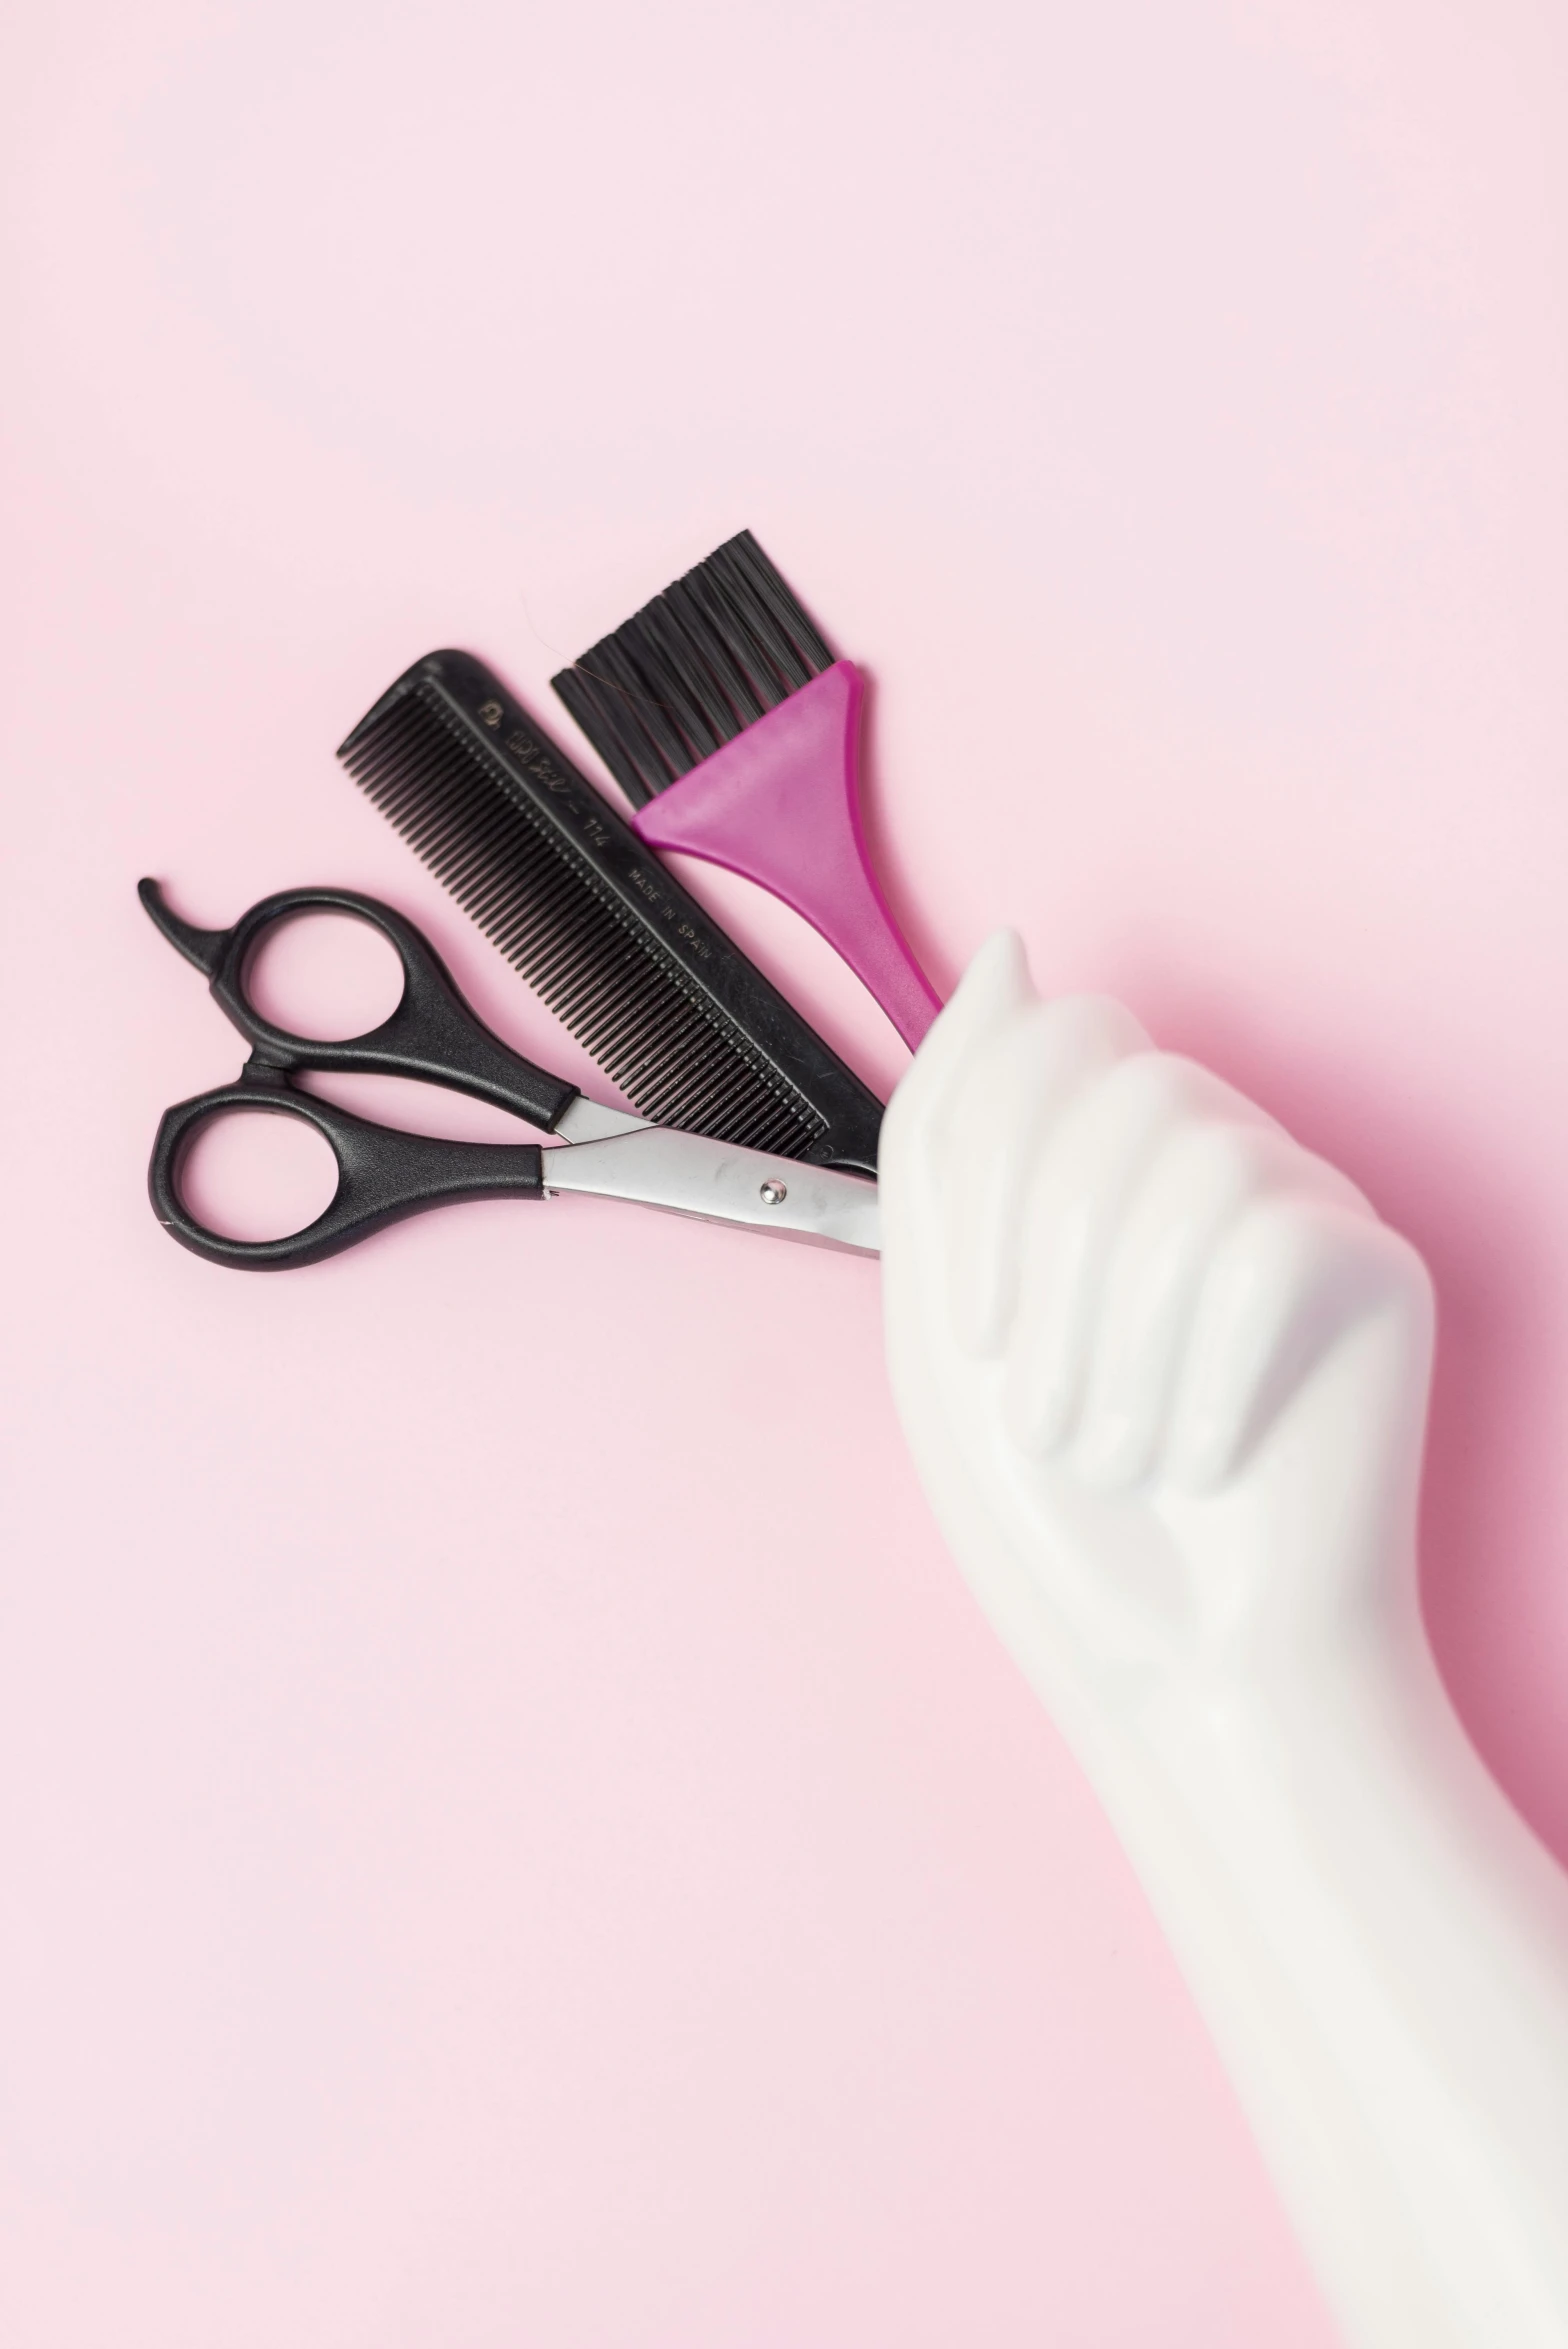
880, 933, 1434, 1714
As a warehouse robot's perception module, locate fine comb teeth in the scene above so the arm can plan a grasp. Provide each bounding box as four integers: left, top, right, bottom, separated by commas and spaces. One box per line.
551, 529, 837, 809
337, 651, 884, 1175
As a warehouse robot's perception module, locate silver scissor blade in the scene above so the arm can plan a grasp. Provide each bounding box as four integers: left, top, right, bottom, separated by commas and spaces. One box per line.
542, 1128, 881, 1256
552, 1092, 650, 1143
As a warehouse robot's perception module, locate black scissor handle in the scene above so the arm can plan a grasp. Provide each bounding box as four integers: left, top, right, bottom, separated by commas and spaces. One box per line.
149, 1066, 547, 1270
139, 880, 580, 1133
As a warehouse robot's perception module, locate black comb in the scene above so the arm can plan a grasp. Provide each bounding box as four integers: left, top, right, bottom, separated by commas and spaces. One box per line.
550, 529, 837, 810
337, 651, 883, 1176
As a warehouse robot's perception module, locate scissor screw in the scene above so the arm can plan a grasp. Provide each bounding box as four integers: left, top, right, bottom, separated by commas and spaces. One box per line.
759, 1178, 788, 1206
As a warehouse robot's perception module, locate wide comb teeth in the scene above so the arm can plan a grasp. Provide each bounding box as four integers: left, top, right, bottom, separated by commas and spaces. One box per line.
551, 528, 837, 806
339, 682, 825, 1155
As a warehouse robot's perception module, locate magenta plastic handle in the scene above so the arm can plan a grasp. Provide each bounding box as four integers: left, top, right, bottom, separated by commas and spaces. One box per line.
630, 662, 940, 1049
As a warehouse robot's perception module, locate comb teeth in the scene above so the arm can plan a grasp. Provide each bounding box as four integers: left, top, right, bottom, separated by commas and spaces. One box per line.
340, 682, 825, 1155
552, 529, 837, 807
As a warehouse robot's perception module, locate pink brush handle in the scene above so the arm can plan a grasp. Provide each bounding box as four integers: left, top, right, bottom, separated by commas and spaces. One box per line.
630, 662, 940, 1049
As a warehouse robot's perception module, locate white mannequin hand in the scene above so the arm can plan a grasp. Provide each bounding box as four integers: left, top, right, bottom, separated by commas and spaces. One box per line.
882, 929, 1432, 1722
881, 934, 1568, 2349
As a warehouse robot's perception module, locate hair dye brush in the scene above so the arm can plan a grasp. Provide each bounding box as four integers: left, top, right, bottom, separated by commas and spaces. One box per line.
337, 650, 883, 1177
550, 532, 941, 1049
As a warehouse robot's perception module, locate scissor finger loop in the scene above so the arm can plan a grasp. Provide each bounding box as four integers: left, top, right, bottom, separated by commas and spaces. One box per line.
140, 879, 586, 1132
148, 1070, 548, 1271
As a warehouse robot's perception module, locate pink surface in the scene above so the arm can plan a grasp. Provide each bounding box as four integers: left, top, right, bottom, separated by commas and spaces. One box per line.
634, 664, 942, 1047
3, 3, 1566, 2343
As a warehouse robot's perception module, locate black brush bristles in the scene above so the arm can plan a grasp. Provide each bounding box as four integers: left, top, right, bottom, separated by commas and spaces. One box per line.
551, 530, 837, 809
336, 652, 885, 1175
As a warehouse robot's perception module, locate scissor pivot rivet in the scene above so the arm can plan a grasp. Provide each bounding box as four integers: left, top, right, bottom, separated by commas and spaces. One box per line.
759, 1178, 788, 1206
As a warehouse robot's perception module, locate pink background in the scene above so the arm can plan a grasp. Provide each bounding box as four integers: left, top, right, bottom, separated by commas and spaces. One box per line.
4, 2, 1567, 2341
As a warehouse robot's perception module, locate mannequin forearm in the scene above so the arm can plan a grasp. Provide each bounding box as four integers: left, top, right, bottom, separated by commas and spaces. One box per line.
881, 940, 1568, 2349
1077, 1631, 1568, 2349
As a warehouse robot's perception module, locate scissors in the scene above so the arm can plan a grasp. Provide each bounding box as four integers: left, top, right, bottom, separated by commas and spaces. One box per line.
141, 882, 881, 1269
